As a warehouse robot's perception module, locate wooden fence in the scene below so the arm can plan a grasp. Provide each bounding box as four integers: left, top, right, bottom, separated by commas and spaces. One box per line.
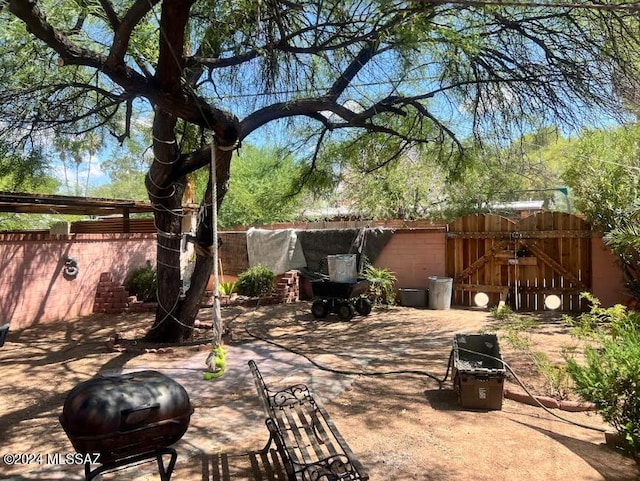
446, 212, 591, 311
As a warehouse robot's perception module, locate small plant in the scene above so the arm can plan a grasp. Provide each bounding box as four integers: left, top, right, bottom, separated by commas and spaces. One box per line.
125, 265, 158, 302
236, 264, 275, 297
532, 352, 573, 400
491, 304, 514, 321
219, 281, 237, 296
567, 292, 629, 339
492, 308, 538, 350
565, 298, 640, 462
363, 264, 397, 305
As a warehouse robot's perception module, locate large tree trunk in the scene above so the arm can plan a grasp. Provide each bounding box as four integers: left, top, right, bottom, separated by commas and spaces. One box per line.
145, 142, 233, 344
143, 109, 186, 343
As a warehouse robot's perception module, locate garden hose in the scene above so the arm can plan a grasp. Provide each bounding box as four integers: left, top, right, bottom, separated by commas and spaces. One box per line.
243, 318, 453, 386
455, 347, 608, 433
242, 302, 607, 433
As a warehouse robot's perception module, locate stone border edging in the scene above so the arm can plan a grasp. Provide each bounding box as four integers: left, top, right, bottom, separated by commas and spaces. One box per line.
504, 387, 596, 412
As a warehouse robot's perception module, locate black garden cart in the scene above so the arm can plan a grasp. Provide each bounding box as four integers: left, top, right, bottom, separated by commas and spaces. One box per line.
310, 278, 371, 321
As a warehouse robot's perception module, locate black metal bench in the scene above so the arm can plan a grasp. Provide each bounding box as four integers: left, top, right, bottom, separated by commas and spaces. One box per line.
248, 360, 369, 481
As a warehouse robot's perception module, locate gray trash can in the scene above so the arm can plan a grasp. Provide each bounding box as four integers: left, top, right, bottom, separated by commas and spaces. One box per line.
428, 276, 453, 310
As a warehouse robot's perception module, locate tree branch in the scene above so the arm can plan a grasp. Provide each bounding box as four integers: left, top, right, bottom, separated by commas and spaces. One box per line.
98, 0, 120, 31
107, 0, 160, 68
327, 40, 381, 100
8, 0, 240, 144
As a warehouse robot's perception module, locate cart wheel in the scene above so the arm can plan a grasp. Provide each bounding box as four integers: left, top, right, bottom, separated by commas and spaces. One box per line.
311, 300, 329, 318
354, 297, 372, 316
337, 302, 355, 321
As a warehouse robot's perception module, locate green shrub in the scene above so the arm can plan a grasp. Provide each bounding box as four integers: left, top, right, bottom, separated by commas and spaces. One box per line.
494, 310, 539, 350
567, 292, 629, 338
236, 264, 275, 297
125, 265, 158, 302
533, 351, 573, 400
363, 264, 397, 305
566, 304, 640, 462
491, 304, 514, 321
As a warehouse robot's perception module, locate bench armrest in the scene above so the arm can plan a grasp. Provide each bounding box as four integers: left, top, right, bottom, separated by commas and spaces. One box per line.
300, 455, 364, 481
249, 360, 313, 414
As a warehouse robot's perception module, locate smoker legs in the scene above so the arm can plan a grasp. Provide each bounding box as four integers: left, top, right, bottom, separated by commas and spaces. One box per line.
84, 447, 177, 481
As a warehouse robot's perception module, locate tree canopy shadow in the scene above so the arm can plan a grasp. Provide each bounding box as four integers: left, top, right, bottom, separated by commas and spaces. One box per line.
510, 419, 638, 481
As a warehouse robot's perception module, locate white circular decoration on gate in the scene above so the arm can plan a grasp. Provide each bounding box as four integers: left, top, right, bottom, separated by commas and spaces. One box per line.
544, 295, 561, 310
474, 292, 490, 308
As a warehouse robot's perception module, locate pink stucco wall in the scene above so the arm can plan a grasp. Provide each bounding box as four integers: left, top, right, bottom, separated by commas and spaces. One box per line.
0, 228, 630, 330
0, 233, 156, 329
373, 229, 447, 288
591, 236, 629, 308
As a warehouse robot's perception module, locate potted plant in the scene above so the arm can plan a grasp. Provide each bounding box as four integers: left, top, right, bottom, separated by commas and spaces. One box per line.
218, 281, 237, 305
362, 264, 397, 306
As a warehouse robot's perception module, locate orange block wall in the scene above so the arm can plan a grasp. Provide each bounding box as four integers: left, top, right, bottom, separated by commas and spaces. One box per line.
373, 230, 447, 289
0, 228, 630, 330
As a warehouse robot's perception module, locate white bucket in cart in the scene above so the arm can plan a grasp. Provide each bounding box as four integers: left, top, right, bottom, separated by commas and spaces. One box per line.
327, 254, 357, 283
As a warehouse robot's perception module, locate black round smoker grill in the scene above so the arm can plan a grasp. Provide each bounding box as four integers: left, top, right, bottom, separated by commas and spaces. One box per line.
59, 370, 194, 481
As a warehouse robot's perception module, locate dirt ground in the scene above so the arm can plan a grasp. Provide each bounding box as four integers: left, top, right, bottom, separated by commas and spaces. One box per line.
0, 302, 638, 481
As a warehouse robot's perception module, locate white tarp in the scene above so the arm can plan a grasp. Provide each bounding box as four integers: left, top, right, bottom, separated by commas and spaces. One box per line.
246, 227, 307, 275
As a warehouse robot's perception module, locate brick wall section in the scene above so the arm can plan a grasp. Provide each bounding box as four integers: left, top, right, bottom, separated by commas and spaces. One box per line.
273, 271, 300, 303
93, 272, 135, 314
0, 233, 156, 329
372, 229, 447, 289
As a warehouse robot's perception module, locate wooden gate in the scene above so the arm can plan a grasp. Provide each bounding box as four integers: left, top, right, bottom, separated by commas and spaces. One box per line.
446, 213, 592, 311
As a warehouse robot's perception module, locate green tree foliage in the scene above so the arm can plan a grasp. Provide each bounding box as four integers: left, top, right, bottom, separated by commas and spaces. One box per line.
313, 126, 570, 221
607, 203, 640, 253
307, 128, 451, 220
562, 124, 640, 233
89, 137, 151, 200
0, 141, 49, 191
605, 202, 640, 301
445, 128, 571, 218
561, 124, 640, 301
217, 145, 306, 228
4, 1, 640, 342
0, 141, 61, 231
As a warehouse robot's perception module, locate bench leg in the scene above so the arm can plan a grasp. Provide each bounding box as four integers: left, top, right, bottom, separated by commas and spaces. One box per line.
204, 432, 289, 481
207, 452, 229, 481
